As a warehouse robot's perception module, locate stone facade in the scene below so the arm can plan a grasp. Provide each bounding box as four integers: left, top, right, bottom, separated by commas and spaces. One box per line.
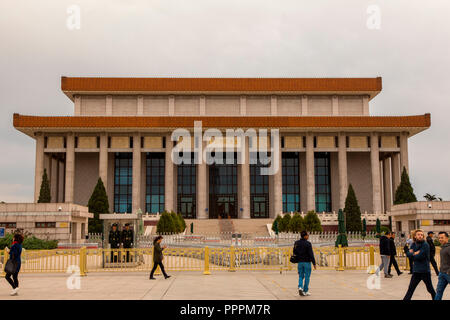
13, 77, 430, 222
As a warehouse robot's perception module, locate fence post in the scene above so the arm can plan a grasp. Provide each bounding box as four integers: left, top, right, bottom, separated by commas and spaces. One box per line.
368, 245, 375, 274
337, 245, 344, 271
79, 246, 87, 276
1, 247, 8, 277
203, 246, 211, 275
229, 246, 236, 272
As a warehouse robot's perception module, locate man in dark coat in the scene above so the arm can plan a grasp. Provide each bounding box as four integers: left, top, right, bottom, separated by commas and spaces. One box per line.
435, 231, 450, 300
388, 232, 403, 276
403, 229, 436, 300
294, 231, 316, 296
109, 223, 121, 263
426, 231, 439, 276
376, 232, 392, 278
122, 223, 134, 262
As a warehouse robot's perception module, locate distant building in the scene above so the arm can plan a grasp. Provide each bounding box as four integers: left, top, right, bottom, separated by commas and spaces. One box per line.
10, 77, 431, 233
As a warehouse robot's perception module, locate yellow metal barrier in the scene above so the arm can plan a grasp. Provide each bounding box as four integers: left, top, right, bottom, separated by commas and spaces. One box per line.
204, 246, 211, 275
9, 245, 419, 275
1, 247, 8, 277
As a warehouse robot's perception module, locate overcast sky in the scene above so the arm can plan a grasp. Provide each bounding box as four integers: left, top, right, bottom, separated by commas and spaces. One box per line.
0, 0, 449, 203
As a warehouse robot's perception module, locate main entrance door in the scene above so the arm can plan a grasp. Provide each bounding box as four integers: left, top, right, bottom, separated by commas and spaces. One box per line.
209, 160, 238, 219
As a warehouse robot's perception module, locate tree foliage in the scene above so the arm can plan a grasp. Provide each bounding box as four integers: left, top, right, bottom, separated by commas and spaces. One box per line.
38, 169, 51, 203
279, 214, 292, 232
87, 178, 110, 233
394, 167, 417, 204
272, 215, 282, 233
289, 213, 304, 232
303, 211, 322, 232
344, 184, 362, 232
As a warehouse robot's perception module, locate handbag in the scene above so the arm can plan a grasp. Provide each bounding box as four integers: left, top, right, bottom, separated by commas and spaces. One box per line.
4, 259, 18, 274
290, 244, 299, 264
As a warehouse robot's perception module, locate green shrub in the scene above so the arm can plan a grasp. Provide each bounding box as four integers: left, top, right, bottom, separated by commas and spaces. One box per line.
279, 214, 292, 232
0, 233, 57, 250
170, 211, 182, 232
157, 211, 175, 233
272, 215, 282, 233
304, 211, 323, 232
289, 213, 304, 233
177, 213, 186, 232
380, 226, 390, 235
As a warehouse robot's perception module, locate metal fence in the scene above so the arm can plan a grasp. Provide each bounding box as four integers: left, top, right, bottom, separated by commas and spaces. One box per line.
87, 231, 383, 248
2, 245, 437, 276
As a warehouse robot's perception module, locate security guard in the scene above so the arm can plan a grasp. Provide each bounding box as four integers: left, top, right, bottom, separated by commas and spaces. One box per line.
109, 223, 121, 263
122, 223, 134, 262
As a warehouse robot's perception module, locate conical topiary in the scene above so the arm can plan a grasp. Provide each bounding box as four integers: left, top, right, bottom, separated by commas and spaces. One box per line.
87, 178, 110, 233
38, 169, 51, 203
289, 213, 304, 233
394, 167, 417, 204
344, 184, 362, 232
304, 211, 322, 232
335, 209, 348, 247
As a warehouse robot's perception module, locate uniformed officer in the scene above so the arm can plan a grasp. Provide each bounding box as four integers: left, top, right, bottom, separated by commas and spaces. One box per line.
109, 223, 121, 263
122, 223, 134, 262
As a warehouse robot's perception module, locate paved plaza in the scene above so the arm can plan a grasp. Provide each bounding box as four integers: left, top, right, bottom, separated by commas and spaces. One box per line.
0, 270, 447, 300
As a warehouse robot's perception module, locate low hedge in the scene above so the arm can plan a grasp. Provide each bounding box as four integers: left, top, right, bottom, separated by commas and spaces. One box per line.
0, 233, 58, 250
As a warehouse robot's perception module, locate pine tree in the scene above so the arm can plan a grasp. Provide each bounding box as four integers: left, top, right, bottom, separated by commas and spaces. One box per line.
157, 211, 175, 233
177, 213, 186, 232
279, 214, 292, 232
304, 211, 322, 232
344, 184, 362, 232
170, 211, 181, 232
87, 178, 110, 233
272, 215, 282, 233
394, 167, 417, 204
38, 169, 51, 203
289, 213, 304, 233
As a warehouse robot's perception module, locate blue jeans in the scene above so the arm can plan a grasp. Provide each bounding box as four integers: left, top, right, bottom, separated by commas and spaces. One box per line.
297, 262, 312, 292
435, 272, 450, 300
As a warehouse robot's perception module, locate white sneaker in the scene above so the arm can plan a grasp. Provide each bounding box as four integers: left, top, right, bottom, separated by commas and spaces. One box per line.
10, 289, 18, 296
304, 291, 311, 296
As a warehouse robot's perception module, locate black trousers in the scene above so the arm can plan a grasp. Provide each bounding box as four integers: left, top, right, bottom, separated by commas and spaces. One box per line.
388, 255, 401, 275
5, 272, 19, 289
430, 255, 439, 276
123, 247, 132, 263
408, 257, 414, 273
150, 262, 168, 278
403, 272, 436, 300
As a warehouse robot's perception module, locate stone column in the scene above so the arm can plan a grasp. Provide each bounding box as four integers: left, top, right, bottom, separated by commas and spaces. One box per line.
240, 137, 250, 218
391, 153, 401, 196
338, 133, 348, 210
272, 135, 283, 218
197, 140, 208, 219
34, 133, 45, 202
132, 133, 141, 213
65, 133, 75, 203
165, 133, 174, 212
370, 133, 382, 214
400, 132, 409, 174
306, 133, 315, 212
383, 157, 392, 212
99, 133, 108, 189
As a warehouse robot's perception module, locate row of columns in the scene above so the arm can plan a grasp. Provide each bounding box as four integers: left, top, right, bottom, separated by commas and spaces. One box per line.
34, 131, 410, 218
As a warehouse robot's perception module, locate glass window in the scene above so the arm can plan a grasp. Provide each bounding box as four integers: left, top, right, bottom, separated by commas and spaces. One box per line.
114, 153, 132, 213
315, 152, 331, 212
177, 153, 197, 218
146, 153, 165, 213
282, 152, 300, 213
250, 153, 270, 218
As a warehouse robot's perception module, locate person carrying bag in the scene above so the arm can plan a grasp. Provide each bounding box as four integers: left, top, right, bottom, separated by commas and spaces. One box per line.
4, 233, 24, 296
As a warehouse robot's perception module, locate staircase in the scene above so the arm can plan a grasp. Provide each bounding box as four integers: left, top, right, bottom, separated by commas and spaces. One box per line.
183, 218, 272, 237
218, 218, 235, 233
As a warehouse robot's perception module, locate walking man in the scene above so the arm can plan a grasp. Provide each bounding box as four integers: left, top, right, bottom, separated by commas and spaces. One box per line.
388, 232, 403, 276
435, 231, 450, 300
294, 231, 316, 296
426, 231, 440, 276
403, 229, 436, 300
376, 232, 392, 278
